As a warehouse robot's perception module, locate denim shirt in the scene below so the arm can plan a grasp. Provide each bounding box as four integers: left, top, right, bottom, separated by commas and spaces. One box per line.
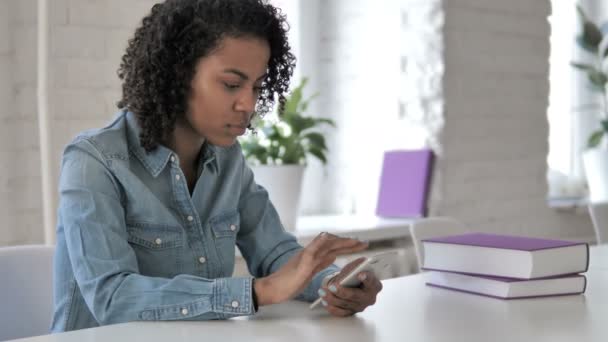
51, 111, 338, 332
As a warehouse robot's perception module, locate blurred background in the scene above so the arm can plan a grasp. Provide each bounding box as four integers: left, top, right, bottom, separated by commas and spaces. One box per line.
0, 0, 606, 246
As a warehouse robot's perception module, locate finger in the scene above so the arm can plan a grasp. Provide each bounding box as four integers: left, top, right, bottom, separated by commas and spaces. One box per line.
321, 236, 367, 253
329, 258, 367, 284
327, 284, 366, 303
359, 272, 383, 294
311, 248, 366, 275
307, 238, 367, 271
321, 240, 368, 259
325, 238, 369, 251
324, 303, 355, 317
322, 286, 367, 311
305, 233, 355, 256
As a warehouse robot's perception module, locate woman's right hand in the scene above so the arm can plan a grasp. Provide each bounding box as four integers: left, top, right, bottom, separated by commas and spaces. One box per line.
253, 232, 368, 306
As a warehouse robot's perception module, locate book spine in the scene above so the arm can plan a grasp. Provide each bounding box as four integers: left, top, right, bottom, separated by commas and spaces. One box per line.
420, 267, 585, 280
426, 282, 586, 299
584, 243, 590, 273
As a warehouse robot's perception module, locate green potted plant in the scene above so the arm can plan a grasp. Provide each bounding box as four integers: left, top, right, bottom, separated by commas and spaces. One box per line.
240, 78, 335, 230
571, 5, 608, 202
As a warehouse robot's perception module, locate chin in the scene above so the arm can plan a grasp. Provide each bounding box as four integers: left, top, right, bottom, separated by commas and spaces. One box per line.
208, 137, 238, 147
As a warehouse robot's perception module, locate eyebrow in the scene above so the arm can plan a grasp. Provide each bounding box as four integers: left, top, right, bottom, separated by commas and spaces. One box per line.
223, 68, 267, 81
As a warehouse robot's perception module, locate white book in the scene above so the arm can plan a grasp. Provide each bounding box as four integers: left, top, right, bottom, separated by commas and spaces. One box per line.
427, 271, 587, 299
421, 233, 589, 279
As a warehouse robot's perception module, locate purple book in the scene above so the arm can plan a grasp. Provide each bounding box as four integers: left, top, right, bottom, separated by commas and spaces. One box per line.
421, 233, 589, 279
426, 271, 587, 299
375, 149, 434, 218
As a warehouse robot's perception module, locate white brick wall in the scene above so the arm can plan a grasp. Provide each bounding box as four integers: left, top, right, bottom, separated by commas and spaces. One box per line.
0, 0, 16, 244
0, 0, 157, 245
0, 0, 597, 245
438, 0, 595, 241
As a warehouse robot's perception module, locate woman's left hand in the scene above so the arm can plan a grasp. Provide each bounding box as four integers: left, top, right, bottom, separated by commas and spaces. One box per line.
317, 258, 383, 317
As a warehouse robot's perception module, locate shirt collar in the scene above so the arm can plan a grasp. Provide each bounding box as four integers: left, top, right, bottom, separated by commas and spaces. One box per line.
125, 111, 219, 177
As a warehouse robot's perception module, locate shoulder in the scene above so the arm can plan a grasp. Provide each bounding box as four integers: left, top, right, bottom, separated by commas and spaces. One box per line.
63, 111, 130, 163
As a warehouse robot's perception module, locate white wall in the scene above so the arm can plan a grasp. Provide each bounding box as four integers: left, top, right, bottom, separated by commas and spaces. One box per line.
0, 0, 157, 246
298, 0, 424, 215
0, 0, 24, 245
0, 0, 597, 245
438, 0, 595, 241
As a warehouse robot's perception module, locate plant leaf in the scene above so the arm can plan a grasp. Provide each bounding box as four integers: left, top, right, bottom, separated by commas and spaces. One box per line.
601, 119, 608, 132
304, 132, 327, 151
577, 36, 599, 54
290, 116, 316, 135
281, 138, 305, 164
588, 130, 605, 148
299, 92, 319, 113
308, 147, 327, 164
588, 70, 608, 88
583, 22, 604, 47
571, 62, 596, 71
577, 5, 603, 50
314, 118, 336, 127
239, 77, 335, 165
281, 78, 307, 117
240, 140, 270, 165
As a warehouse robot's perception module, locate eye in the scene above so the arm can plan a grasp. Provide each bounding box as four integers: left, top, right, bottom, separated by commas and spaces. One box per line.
224, 83, 240, 90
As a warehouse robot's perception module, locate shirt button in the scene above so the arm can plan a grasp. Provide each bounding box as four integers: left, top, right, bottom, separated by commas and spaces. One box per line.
230, 224, 236, 231
231, 300, 239, 308
187, 215, 194, 222
175, 175, 181, 181
154, 238, 162, 245
181, 308, 188, 315
198, 257, 206, 264
170, 155, 175, 162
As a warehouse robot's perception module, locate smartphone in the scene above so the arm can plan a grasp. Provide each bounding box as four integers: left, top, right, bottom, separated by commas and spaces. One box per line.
309, 251, 398, 309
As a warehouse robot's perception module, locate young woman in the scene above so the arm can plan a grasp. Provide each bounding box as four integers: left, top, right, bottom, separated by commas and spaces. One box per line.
51, 0, 382, 332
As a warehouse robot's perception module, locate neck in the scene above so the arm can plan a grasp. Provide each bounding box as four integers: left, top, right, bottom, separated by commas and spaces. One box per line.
167, 119, 205, 171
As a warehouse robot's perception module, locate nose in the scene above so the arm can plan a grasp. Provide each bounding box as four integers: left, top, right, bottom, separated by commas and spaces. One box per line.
234, 89, 257, 114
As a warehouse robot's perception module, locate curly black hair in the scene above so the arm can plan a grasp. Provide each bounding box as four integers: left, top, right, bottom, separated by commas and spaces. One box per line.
117, 0, 295, 151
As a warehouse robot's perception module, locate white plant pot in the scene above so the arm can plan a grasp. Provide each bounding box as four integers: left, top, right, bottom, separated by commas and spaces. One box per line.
250, 164, 305, 232
583, 148, 608, 203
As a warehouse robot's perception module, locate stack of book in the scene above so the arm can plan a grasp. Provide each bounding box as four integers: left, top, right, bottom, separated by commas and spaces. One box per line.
421, 233, 589, 299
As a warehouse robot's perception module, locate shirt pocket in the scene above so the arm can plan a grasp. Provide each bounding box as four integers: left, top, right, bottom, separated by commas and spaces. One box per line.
209, 212, 240, 276
126, 222, 184, 277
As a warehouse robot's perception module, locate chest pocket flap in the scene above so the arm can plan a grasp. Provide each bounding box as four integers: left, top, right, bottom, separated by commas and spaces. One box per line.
126, 222, 184, 249
210, 212, 240, 238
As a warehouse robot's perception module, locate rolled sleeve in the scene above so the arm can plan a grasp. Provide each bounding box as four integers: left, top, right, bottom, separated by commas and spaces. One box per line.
139, 277, 254, 321
213, 277, 255, 318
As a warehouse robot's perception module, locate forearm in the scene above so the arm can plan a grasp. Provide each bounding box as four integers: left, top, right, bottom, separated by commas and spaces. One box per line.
78, 272, 256, 324
253, 263, 341, 305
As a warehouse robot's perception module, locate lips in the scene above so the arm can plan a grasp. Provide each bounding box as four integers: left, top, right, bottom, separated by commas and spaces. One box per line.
227, 123, 248, 135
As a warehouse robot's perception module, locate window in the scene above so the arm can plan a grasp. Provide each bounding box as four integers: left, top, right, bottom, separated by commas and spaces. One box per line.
273, 0, 443, 216
547, 0, 607, 202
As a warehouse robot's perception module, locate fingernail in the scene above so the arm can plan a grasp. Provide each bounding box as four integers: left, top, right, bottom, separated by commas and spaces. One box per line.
321, 300, 328, 307
318, 289, 326, 297
329, 285, 337, 293
359, 273, 367, 281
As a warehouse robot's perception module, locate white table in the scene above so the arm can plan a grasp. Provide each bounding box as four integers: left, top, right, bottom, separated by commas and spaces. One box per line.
13, 269, 608, 342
